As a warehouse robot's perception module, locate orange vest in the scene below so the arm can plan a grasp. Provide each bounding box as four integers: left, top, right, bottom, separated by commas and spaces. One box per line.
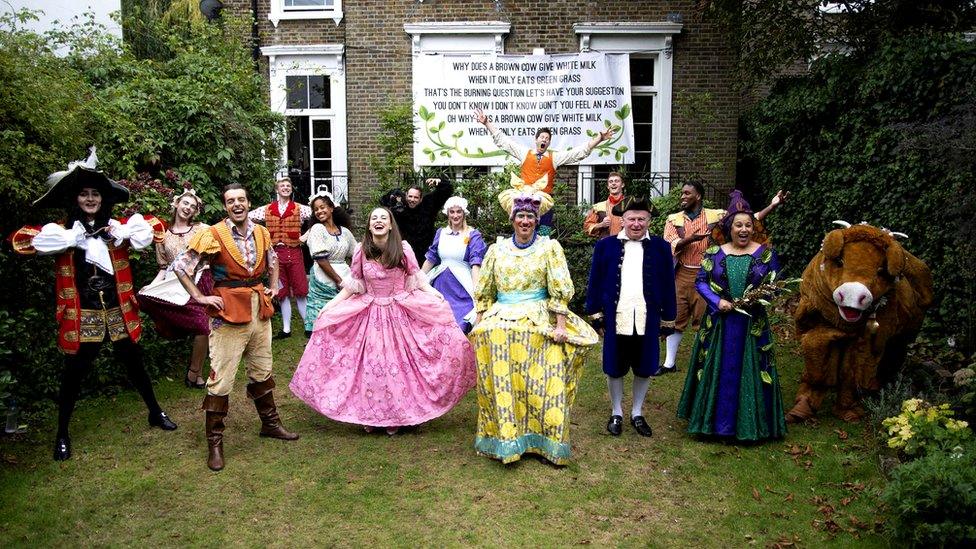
521, 150, 556, 194
208, 223, 274, 324
10, 223, 143, 354
264, 201, 302, 247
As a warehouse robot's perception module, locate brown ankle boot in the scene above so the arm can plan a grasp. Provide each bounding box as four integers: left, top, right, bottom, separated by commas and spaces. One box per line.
202, 394, 229, 471
247, 378, 299, 441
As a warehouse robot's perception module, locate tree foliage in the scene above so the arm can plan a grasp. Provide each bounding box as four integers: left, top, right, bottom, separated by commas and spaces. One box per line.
0, 9, 283, 408
698, 0, 976, 85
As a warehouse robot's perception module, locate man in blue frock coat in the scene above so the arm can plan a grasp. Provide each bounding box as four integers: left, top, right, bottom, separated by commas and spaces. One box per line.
586, 197, 678, 437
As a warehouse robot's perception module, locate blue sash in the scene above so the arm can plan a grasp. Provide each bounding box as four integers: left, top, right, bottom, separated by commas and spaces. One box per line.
496, 288, 548, 304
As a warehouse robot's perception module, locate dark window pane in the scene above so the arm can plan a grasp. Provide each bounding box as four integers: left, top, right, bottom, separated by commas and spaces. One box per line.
309, 75, 330, 109
634, 123, 654, 150
633, 152, 653, 171
312, 140, 332, 160
630, 57, 655, 86
286, 76, 307, 109
632, 94, 654, 123
286, 116, 310, 171
312, 119, 331, 138
285, 0, 330, 8
313, 161, 333, 176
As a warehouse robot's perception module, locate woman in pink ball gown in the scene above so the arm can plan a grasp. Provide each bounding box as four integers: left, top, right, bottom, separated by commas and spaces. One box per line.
290, 207, 476, 434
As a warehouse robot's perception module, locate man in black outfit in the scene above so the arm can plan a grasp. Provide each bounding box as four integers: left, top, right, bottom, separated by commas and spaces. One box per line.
380, 176, 453, 259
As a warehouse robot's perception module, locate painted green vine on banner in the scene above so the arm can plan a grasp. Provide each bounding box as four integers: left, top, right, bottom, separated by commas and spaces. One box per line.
417, 103, 633, 163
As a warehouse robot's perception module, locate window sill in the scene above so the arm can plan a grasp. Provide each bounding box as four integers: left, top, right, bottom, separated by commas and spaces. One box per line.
269, 10, 343, 27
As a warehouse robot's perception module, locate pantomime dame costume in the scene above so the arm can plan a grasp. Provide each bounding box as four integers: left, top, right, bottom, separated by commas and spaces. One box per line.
470, 179, 598, 465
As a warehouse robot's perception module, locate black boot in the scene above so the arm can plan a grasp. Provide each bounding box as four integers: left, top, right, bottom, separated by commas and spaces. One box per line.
53, 436, 71, 461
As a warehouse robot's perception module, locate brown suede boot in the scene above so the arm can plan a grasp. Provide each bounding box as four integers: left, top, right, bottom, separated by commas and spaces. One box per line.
247, 377, 299, 441
202, 394, 229, 471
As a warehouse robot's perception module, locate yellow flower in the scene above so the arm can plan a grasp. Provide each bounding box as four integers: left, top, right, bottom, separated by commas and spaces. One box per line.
528, 418, 542, 432
529, 332, 545, 348
528, 394, 544, 409
492, 360, 510, 377
510, 343, 529, 361
490, 329, 507, 345
511, 372, 526, 392
496, 392, 513, 408
499, 422, 517, 439
545, 345, 565, 365
483, 420, 498, 436
528, 363, 544, 380
544, 407, 564, 427
515, 402, 527, 420
546, 377, 565, 396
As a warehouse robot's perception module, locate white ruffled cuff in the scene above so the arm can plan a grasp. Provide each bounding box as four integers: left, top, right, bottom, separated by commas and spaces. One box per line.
111, 214, 153, 250
340, 276, 365, 294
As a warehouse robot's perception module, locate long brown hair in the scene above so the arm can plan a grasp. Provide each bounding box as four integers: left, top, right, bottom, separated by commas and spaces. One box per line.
362, 207, 404, 269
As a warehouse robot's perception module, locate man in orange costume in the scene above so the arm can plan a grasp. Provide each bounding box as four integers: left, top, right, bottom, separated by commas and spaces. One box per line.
474, 108, 613, 232
248, 177, 312, 339
174, 183, 299, 471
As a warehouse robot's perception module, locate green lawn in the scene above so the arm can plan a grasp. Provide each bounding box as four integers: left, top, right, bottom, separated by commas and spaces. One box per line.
0, 321, 888, 547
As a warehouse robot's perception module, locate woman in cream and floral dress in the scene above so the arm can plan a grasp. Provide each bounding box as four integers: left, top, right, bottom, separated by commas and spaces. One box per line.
469, 180, 598, 466
303, 191, 357, 334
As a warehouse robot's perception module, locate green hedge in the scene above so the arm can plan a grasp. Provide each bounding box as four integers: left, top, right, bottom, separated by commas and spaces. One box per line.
741, 34, 976, 351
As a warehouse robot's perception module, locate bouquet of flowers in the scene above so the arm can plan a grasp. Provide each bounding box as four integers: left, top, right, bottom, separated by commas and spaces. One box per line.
731, 270, 802, 317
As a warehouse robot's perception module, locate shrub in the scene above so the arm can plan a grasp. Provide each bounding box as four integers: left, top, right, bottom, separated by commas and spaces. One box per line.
882, 398, 973, 459
881, 442, 976, 547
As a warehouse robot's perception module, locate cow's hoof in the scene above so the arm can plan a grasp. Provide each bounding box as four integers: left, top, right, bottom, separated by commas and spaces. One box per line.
785, 397, 815, 424
835, 408, 864, 423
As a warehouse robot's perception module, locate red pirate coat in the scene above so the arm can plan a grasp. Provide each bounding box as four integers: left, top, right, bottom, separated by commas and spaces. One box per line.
9, 216, 165, 354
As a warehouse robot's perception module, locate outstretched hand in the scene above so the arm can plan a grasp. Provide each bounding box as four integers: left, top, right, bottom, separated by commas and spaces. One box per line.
770, 189, 790, 208
473, 108, 489, 125
598, 127, 615, 142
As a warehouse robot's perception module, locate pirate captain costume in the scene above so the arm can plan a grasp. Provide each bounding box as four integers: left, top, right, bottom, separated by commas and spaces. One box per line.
10, 150, 177, 461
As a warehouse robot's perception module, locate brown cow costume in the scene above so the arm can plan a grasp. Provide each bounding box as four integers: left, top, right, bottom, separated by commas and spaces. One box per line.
787, 222, 934, 422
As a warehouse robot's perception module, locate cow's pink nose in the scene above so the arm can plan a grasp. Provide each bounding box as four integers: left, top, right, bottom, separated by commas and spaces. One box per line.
858, 294, 867, 305
838, 292, 844, 301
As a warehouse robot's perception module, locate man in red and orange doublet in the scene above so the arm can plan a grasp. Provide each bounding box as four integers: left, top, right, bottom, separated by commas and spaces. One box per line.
248, 177, 312, 339
583, 172, 628, 239
174, 183, 299, 471
10, 155, 177, 461
474, 108, 613, 232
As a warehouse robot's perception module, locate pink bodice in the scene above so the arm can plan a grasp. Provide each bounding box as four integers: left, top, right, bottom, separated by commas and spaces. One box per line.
361, 260, 409, 297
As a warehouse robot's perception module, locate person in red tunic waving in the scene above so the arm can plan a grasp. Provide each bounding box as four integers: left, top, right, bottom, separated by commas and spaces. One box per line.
248, 176, 313, 339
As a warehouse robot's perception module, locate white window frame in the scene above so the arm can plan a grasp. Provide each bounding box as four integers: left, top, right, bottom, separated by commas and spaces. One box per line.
269, 0, 343, 27
404, 22, 511, 171
573, 22, 682, 203
262, 44, 348, 203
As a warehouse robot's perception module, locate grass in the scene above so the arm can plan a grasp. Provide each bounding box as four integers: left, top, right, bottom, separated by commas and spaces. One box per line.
0, 317, 889, 547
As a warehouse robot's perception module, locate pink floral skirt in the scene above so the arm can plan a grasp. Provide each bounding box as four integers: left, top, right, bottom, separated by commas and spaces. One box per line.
290, 290, 476, 427
137, 270, 213, 339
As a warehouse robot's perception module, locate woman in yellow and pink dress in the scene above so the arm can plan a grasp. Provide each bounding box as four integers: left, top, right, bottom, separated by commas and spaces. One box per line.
469, 181, 598, 465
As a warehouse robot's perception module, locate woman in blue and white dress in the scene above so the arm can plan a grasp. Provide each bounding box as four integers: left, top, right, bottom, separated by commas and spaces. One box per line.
303, 191, 357, 335
421, 196, 488, 333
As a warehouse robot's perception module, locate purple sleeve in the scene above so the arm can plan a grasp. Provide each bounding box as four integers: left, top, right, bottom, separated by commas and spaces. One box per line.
466, 230, 488, 266
695, 254, 723, 312
425, 228, 442, 265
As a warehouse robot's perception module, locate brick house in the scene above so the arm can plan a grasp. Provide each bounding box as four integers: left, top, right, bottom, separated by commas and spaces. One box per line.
223, 1, 739, 210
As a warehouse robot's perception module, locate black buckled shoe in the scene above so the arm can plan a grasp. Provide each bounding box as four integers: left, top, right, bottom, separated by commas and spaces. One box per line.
53, 436, 71, 461
656, 366, 677, 376
631, 416, 653, 437
148, 411, 178, 431
273, 331, 292, 340
606, 414, 623, 436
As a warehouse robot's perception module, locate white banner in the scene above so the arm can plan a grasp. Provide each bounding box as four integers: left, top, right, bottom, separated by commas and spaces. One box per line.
412, 52, 634, 166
